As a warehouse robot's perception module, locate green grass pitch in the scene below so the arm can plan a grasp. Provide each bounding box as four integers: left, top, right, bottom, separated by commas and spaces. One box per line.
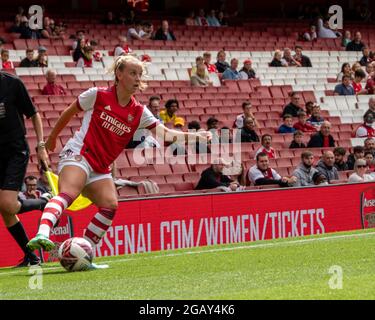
1, 229, 375, 300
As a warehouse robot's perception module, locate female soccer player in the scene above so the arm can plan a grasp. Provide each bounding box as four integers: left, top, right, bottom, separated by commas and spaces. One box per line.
27, 55, 211, 259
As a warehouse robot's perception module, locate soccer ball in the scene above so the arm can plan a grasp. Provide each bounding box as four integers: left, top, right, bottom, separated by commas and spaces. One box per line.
58, 237, 93, 272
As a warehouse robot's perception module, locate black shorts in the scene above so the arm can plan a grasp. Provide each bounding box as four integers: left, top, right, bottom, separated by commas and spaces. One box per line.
0, 137, 30, 191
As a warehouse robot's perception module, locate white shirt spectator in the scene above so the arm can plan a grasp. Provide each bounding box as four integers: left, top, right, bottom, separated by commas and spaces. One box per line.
127, 28, 146, 40
248, 165, 281, 185
317, 18, 338, 38
348, 173, 375, 183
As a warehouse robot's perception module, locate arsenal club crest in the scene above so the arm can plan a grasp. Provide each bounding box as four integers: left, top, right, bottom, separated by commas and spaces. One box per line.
128, 114, 134, 123
360, 186, 375, 228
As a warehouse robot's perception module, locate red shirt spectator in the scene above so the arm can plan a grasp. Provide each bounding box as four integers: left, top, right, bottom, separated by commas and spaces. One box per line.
203, 52, 217, 73
254, 134, 277, 159
76, 46, 93, 67
293, 110, 317, 133
1, 49, 14, 69
42, 69, 66, 96
196, 9, 208, 26
366, 76, 375, 94
352, 81, 363, 94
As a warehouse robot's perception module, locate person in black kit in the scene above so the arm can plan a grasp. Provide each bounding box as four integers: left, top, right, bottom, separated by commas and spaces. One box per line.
237, 117, 259, 143
282, 92, 304, 117
0, 71, 50, 267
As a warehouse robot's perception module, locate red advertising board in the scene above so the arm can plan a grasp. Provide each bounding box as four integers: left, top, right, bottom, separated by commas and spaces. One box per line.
0, 183, 374, 267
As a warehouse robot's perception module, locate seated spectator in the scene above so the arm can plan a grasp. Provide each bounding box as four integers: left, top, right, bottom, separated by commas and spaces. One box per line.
302, 25, 317, 42
307, 121, 335, 148
174, 117, 185, 130
317, 17, 339, 38
195, 158, 236, 190
365, 137, 375, 157
293, 110, 316, 132
102, 11, 118, 24
365, 72, 375, 95
142, 22, 154, 40
154, 20, 176, 41
347, 146, 365, 170
282, 92, 304, 117
195, 9, 209, 26
282, 48, 301, 67
316, 151, 339, 183
346, 32, 366, 52
114, 36, 133, 57
191, 63, 211, 87
19, 16, 41, 39
305, 101, 314, 116
248, 153, 296, 187
342, 30, 352, 47
41, 16, 63, 39
20, 48, 37, 67
238, 59, 256, 79
215, 50, 230, 73
334, 75, 355, 96
352, 69, 367, 95
294, 46, 312, 67
336, 63, 353, 82
292, 151, 318, 186
203, 52, 217, 73
185, 11, 197, 26
72, 38, 86, 62
333, 147, 349, 171
41, 69, 66, 96
36, 46, 48, 67
191, 56, 209, 77
277, 114, 296, 134
159, 99, 180, 124
206, 9, 221, 27
254, 134, 276, 159
18, 176, 42, 200
364, 98, 375, 120
352, 62, 362, 73
188, 121, 210, 154
237, 117, 259, 143
234, 101, 258, 129
0, 49, 14, 69
348, 159, 375, 182
217, 11, 228, 26
312, 172, 329, 185
360, 46, 371, 66
10, 14, 22, 33
365, 151, 375, 172
365, 61, 374, 79
76, 46, 94, 68
289, 130, 306, 149
355, 114, 375, 138
222, 58, 240, 80
127, 21, 146, 40
307, 105, 325, 128
269, 50, 287, 67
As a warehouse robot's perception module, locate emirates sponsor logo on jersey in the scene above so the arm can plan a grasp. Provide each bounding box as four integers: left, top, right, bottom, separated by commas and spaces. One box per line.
100, 111, 131, 136
364, 198, 375, 208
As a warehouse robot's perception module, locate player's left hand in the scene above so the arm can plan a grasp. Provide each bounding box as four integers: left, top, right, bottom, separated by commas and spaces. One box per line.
37, 147, 50, 168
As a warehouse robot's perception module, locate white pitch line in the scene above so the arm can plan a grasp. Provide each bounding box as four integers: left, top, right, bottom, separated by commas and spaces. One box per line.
1, 231, 375, 277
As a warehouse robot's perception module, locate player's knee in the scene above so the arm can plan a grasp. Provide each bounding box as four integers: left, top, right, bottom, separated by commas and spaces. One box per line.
0, 198, 19, 216
104, 199, 118, 211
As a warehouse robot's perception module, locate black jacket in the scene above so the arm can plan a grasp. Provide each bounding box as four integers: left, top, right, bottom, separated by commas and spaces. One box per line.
215, 61, 230, 73
346, 41, 365, 52
238, 128, 259, 143
154, 28, 176, 41
307, 132, 335, 148
299, 55, 312, 67
195, 167, 232, 190
282, 103, 303, 117
289, 141, 306, 149
269, 59, 283, 67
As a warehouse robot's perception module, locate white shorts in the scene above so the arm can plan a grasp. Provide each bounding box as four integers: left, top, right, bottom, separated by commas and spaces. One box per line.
58, 149, 112, 186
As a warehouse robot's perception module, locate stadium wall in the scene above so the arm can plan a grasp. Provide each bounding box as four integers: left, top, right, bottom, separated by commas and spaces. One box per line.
1, 182, 375, 267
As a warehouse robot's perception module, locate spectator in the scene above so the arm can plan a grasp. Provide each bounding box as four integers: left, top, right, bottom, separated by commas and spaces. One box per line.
364, 97, 375, 119
365, 72, 375, 95
346, 32, 366, 52
222, 58, 240, 80
294, 46, 312, 67
292, 151, 318, 186
191, 56, 209, 77
76, 46, 93, 68
365, 151, 375, 172
237, 117, 259, 143
302, 25, 317, 41
234, 101, 259, 129
20, 48, 37, 67
293, 110, 316, 132
206, 9, 221, 27
348, 159, 375, 182
336, 63, 353, 82
207, 117, 219, 131
147, 96, 162, 122
342, 30, 352, 47
277, 114, 296, 134
102, 11, 118, 24
35, 46, 48, 67
36, 165, 51, 193
365, 137, 375, 157
215, 50, 230, 73
72, 38, 86, 62
254, 134, 276, 159
312, 172, 329, 185
360, 47, 371, 66
316, 151, 339, 183
289, 130, 306, 149
248, 153, 296, 187
305, 101, 314, 116
10, 14, 22, 33
195, 158, 236, 190
347, 146, 365, 170
238, 59, 256, 79
307, 104, 324, 128
307, 121, 335, 148
174, 117, 185, 130
0, 49, 14, 69
355, 114, 375, 138
127, 21, 146, 40
141, 22, 154, 40
191, 63, 211, 87
19, 16, 41, 39
114, 36, 132, 57
185, 11, 197, 26
188, 121, 210, 154
217, 11, 228, 26
159, 99, 180, 125
282, 92, 303, 117
334, 75, 355, 96
269, 50, 287, 67
195, 9, 209, 26
18, 176, 42, 200
41, 69, 66, 96
154, 20, 176, 41
282, 48, 301, 67
352, 69, 367, 95
41, 16, 63, 39
203, 52, 217, 73
72, 30, 86, 51
352, 62, 362, 73
317, 17, 339, 38
333, 147, 349, 171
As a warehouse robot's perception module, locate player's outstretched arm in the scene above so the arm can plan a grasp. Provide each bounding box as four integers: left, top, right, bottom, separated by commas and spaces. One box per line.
45, 101, 81, 152
31, 112, 49, 166
151, 123, 212, 143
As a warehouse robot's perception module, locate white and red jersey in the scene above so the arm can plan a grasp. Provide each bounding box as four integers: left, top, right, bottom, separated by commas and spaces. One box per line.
355, 124, 375, 138
62, 86, 159, 173
254, 147, 276, 159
